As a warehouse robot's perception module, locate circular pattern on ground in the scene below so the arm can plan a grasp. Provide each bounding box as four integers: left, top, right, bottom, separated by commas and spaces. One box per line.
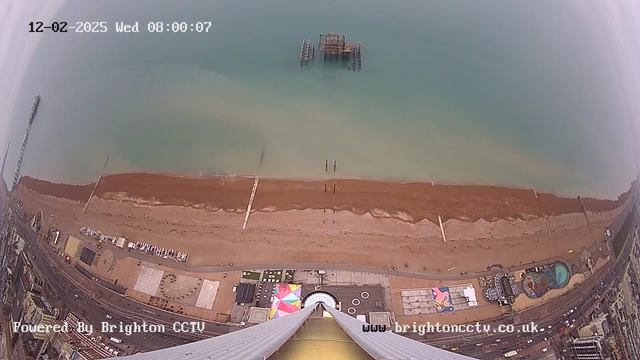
352, 298, 361, 306
554, 262, 570, 288
303, 291, 338, 309
347, 307, 356, 315
361, 291, 370, 299
159, 274, 201, 301
96, 250, 115, 273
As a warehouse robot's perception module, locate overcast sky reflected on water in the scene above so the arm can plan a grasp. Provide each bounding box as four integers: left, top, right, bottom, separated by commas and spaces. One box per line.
1, 0, 640, 199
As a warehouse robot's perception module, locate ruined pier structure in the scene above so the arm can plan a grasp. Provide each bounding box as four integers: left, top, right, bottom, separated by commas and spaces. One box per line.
300, 39, 314, 64
299, 34, 362, 70
319, 34, 362, 71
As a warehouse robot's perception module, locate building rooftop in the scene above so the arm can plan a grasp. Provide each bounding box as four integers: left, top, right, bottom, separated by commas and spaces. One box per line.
236, 283, 256, 304
28, 292, 52, 316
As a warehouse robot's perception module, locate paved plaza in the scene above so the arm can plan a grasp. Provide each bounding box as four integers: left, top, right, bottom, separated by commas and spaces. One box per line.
133, 266, 165, 295
195, 279, 220, 310
132, 266, 220, 309
301, 285, 385, 320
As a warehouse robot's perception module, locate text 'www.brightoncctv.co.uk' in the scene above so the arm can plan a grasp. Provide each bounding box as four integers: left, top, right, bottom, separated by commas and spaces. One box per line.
363, 322, 543, 336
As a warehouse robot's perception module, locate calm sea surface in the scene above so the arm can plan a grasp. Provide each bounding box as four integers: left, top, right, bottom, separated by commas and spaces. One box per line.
4, 0, 639, 198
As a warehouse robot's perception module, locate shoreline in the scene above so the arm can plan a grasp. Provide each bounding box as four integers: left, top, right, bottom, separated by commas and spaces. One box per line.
19, 170, 632, 197
17, 173, 635, 225
13, 174, 623, 273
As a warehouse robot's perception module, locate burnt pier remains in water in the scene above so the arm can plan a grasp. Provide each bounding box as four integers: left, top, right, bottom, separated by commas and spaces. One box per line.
299, 34, 362, 70
299, 39, 314, 64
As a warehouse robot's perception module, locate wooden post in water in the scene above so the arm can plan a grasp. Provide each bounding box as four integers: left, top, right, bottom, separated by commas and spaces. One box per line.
334, 160, 336, 172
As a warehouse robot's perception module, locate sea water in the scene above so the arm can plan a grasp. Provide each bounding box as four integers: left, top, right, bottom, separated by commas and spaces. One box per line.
3, 0, 639, 199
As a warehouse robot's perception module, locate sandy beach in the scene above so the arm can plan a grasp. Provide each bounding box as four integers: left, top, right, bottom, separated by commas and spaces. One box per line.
19, 174, 633, 223
11, 174, 634, 273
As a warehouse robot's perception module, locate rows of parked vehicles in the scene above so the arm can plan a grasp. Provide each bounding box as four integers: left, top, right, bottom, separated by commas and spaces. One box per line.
80, 226, 127, 248
132, 242, 189, 262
